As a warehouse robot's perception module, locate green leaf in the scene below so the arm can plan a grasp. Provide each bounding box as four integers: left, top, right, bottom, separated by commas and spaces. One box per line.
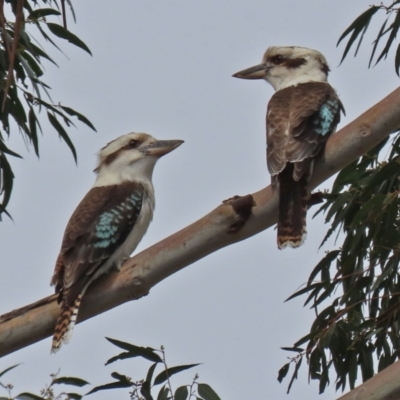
47, 112, 77, 162
285, 282, 323, 302
28, 42, 57, 66
141, 364, 156, 400
308, 251, 340, 285
376, 10, 400, 64
59, 105, 96, 131
52, 377, 89, 387
16, 394, 45, 400
142, 362, 157, 395
369, 17, 389, 67
0, 151, 15, 218
337, 6, 380, 63
156, 385, 169, 400
105, 338, 162, 363
394, 43, 400, 76
110, 372, 131, 383
65, 0, 77, 22
28, 108, 39, 156
0, 364, 20, 378
281, 347, 303, 353
46, 23, 92, 55
20, 51, 43, 78
197, 383, 221, 400
277, 363, 290, 383
86, 381, 132, 396
64, 394, 82, 400
287, 357, 302, 394
29, 8, 61, 19
154, 364, 200, 385
174, 386, 189, 400
140, 385, 154, 400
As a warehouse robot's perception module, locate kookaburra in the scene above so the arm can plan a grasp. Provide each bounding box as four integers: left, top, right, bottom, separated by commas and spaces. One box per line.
233, 46, 344, 249
50, 132, 183, 352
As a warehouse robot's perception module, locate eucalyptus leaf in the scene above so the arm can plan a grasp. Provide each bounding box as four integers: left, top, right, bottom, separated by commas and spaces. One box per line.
197, 383, 221, 400
154, 364, 200, 386
46, 23, 92, 55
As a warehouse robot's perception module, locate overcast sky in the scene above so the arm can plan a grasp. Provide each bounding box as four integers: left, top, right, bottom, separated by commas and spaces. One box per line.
0, 1, 397, 399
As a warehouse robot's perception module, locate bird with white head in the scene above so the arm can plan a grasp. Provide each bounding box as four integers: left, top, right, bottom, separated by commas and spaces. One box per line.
233, 46, 345, 249
51, 132, 183, 352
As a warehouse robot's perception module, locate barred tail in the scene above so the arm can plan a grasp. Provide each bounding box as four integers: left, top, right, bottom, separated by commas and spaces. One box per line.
277, 167, 308, 249
51, 294, 83, 353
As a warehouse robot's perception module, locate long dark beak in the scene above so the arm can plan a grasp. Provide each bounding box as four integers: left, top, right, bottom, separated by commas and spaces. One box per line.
232, 63, 268, 80
143, 140, 184, 157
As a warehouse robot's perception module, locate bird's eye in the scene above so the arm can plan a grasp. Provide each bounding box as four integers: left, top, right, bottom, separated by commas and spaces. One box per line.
273, 55, 284, 64
127, 139, 140, 149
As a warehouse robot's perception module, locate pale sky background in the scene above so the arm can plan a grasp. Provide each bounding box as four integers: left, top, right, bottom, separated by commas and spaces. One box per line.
0, 1, 397, 399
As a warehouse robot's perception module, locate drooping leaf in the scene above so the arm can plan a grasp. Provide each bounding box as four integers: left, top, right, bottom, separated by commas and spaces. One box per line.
105, 338, 162, 363
155, 385, 169, 400
110, 372, 131, 383
197, 383, 221, 400
174, 386, 189, 400
86, 381, 132, 396
47, 112, 77, 162
277, 363, 290, 383
46, 23, 92, 55
52, 377, 89, 387
154, 364, 200, 386
15, 394, 45, 400
0, 364, 20, 378
369, 17, 389, 67
337, 6, 380, 63
64, 394, 82, 400
59, 105, 96, 131
140, 385, 154, 400
376, 9, 400, 64
141, 363, 157, 400
395, 43, 400, 76
28, 8, 61, 20
28, 107, 39, 156
286, 357, 302, 394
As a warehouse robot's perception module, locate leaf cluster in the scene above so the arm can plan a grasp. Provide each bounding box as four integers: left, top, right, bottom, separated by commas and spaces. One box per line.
338, 1, 400, 76
0, 0, 95, 219
279, 133, 400, 393
87, 338, 221, 400
0, 364, 89, 399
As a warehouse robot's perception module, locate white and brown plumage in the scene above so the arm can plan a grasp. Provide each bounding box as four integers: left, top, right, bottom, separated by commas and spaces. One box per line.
51, 132, 183, 353
233, 46, 345, 249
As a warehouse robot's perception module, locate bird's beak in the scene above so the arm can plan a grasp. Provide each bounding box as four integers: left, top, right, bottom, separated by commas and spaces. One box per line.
143, 139, 184, 157
232, 63, 268, 80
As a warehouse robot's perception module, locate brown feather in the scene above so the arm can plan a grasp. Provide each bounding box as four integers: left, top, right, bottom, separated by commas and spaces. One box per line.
51, 181, 145, 351
51, 293, 83, 353
266, 82, 344, 248
266, 82, 344, 178
277, 165, 308, 249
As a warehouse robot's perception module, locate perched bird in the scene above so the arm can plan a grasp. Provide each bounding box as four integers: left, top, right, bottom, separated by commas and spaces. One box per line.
50, 132, 183, 352
233, 46, 344, 249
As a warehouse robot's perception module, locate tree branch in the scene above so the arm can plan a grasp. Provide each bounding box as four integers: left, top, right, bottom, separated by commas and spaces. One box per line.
1, 87, 400, 358
336, 359, 400, 400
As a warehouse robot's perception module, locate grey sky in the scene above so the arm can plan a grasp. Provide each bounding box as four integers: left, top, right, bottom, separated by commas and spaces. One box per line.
0, 1, 396, 398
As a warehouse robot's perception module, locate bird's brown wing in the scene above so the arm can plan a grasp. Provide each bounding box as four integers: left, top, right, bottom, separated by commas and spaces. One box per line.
52, 182, 144, 305
267, 82, 344, 181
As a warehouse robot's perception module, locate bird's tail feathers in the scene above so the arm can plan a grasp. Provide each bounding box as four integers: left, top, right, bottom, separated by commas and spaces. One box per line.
277, 167, 308, 249
51, 293, 83, 353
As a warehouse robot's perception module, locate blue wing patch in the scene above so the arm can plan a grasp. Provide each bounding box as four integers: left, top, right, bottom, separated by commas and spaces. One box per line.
313, 99, 340, 136
93, 191, 143, 249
